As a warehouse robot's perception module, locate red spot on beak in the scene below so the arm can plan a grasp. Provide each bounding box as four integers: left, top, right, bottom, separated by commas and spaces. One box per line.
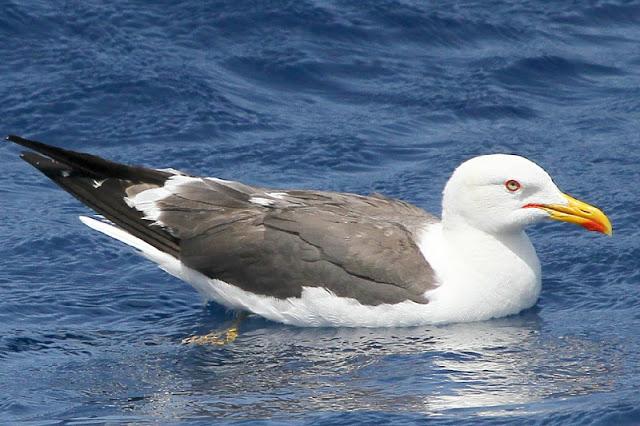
582, 220, 606, 233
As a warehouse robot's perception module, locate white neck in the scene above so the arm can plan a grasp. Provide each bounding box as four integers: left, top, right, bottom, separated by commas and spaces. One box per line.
417, 219, 541, 323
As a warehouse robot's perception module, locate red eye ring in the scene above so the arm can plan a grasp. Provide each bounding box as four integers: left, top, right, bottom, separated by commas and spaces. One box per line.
505, 179, 521, 192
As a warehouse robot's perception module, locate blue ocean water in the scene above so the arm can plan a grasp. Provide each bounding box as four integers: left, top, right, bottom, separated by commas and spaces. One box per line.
1, 0, 639, 423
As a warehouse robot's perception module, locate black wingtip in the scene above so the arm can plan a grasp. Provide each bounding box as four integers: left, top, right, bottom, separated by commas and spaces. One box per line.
19, 150, 42, 165
19, 150, 67, 174
8, 134, 173, 184
6, 134, 38, 148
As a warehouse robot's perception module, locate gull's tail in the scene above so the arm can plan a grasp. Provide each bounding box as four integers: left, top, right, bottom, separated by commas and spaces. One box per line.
5, 135, 181, 258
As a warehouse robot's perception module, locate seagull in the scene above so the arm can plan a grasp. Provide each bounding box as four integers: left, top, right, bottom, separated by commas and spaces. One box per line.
6, 135, 612, 328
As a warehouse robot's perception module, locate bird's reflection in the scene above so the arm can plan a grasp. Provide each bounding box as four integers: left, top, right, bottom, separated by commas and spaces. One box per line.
132, 308, 618, 420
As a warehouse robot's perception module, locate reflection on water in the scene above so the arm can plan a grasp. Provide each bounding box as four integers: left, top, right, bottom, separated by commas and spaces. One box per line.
121, 310, 619, 421
2, 0, 638, 422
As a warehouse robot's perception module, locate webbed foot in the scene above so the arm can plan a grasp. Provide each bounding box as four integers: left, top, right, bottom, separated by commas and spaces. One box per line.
182, 312, 247, 346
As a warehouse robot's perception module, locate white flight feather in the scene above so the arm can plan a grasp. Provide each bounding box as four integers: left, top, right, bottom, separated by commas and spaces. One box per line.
124, 175, 198, 224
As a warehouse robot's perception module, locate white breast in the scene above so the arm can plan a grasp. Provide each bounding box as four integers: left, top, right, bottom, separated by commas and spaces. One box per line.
417, 222, 542, 323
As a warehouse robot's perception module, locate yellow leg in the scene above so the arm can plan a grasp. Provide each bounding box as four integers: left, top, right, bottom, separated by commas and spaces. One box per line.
182, 311, 247, 346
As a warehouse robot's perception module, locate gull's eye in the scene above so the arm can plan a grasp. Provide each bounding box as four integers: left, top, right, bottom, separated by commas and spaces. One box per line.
505, 179, 521, 192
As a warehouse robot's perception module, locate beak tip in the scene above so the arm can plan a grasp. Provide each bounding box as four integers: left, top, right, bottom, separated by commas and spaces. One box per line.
543, 193, 613, 237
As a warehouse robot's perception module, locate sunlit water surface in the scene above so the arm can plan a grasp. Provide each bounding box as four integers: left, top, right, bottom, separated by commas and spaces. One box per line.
1, 1, 639, 424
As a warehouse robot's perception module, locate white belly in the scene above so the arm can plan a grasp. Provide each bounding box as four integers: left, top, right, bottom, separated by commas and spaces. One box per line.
81, 216, 542, 327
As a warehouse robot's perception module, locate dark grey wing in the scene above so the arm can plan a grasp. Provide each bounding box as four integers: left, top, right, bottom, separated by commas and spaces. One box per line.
8, 135, 439, 306
156, 180, 439, 305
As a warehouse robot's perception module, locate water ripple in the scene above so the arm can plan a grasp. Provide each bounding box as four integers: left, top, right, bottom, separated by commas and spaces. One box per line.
1, 0, 639, 423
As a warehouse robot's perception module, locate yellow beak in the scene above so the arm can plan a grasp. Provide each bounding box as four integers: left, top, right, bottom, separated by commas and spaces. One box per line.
524, 193, 612, 236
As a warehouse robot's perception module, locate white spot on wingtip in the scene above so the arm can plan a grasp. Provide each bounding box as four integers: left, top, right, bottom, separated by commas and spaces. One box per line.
61, 171, 70, 178
92, 179, 106, 188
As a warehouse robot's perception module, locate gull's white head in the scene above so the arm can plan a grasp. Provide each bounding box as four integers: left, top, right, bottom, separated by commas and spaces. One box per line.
442, 154, 612, 236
